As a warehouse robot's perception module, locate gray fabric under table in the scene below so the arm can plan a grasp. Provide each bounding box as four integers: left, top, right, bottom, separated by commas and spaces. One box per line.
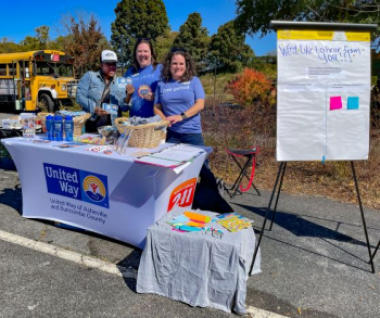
136, 210, 261, 315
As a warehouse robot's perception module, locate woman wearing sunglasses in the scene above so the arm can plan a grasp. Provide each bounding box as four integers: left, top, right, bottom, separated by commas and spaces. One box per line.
124, 38, 163, 118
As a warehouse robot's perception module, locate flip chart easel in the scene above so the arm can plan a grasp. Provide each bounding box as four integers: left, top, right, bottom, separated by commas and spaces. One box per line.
250, 21, 378, 274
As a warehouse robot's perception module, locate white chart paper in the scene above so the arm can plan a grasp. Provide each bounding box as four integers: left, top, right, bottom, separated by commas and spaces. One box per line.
276, 30, 371, 161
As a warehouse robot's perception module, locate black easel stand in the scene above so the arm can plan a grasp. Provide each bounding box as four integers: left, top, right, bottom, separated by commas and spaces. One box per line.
371, 240, 380, 261
250, 161, 375, 274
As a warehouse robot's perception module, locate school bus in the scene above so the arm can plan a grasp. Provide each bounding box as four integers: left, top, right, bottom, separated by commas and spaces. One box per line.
0, 50, 77, 112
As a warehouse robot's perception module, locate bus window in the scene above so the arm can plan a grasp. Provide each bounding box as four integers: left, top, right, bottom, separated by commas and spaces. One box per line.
25, 61, 29, 78
0, 64, 6, 76
19, 61, 30, 79
8, 64, 17, 76
57, 64, 74, 77
35, 62, 54, 75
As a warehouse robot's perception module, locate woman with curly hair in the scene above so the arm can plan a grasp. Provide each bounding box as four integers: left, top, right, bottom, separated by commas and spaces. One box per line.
154, 50, 230, 211
154, 49, 205, 143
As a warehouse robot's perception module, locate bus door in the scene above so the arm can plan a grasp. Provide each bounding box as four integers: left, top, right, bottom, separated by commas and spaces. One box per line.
19, 60, 32, 110
11, 60, 23, 110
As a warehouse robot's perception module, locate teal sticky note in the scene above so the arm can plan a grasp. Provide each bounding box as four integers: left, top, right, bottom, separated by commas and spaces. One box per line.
347, 96, 359, 110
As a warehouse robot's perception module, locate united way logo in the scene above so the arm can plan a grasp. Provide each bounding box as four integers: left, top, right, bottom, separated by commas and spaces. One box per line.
138, 85, 152, 98
82, 175, 106, 202
44, 163, 109, 208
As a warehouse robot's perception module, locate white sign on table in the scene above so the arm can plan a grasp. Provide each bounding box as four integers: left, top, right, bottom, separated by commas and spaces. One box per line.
277, 30, 371, 161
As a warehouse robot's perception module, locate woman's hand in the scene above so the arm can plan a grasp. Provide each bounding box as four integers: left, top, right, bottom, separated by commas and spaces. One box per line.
142, 92, 154, 101
166, 115, 183, 126
126, 84, 135, 96
94, 107, 109, 116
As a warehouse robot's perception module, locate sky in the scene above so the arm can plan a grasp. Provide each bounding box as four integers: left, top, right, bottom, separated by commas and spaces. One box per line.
0, 0, 276, 56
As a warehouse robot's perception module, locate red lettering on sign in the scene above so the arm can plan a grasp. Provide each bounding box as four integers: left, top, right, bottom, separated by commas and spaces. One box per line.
167, 178, 197, 212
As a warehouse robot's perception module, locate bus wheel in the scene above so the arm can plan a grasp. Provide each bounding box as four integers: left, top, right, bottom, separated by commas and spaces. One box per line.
39, 94, 55, 113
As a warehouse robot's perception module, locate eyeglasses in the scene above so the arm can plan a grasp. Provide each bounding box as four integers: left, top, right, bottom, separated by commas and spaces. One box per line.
171, 47, 187, 53
103, 62, 117, 67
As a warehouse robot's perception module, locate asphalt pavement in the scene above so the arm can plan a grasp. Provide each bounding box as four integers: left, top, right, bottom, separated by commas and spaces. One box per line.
1, 110, 380, 318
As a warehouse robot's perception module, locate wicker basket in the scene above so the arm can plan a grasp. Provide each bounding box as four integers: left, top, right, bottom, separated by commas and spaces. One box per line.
37, 112, 91, 137
114, 117, 169, 148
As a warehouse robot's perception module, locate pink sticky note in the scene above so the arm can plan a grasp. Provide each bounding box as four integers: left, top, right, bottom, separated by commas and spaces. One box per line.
330, 96, 342, 111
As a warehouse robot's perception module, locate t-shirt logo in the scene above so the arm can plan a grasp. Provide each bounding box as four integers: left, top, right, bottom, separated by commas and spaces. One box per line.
138, 85, 152, 98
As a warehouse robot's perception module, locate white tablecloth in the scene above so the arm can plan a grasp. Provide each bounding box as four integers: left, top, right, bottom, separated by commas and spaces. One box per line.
1, 137, 208, 248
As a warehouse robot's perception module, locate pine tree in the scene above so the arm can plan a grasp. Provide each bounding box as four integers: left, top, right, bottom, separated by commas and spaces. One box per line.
111, 0, 169, 66
208, 21, 255, 73
155, 30, 178, 63
172, 12, 210, 68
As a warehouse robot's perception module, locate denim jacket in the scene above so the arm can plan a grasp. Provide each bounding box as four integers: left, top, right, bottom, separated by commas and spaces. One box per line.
76, 70, 128, 115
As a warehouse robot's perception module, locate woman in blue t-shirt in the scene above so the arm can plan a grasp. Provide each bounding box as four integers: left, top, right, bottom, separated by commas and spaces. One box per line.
154, 50, 220, 190
124, 39, 163, 118
154, 50, 205, 143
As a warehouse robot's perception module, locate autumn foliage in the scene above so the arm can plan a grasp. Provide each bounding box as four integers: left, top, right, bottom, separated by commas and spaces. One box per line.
226, 68, 275, 107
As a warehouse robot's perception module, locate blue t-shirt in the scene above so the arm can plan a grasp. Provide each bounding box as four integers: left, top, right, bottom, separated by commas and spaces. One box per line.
124, 64, 163, 118
155, 76, 205, 134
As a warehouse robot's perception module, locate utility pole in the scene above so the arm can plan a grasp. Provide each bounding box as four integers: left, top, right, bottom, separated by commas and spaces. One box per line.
213, 56, 218, 105
120, 35, 125, 75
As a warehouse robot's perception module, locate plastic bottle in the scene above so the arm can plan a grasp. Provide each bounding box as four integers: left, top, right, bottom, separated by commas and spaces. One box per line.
45, 115, 54, 140
64, 116, 74, 141
54, 115, 63, 141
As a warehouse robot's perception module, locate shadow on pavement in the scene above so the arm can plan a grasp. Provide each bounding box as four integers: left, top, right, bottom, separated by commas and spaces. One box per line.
0, 186, 22, 214
233, 202, 377, 272
0, 158, 17, 171
117, 250, 142, 292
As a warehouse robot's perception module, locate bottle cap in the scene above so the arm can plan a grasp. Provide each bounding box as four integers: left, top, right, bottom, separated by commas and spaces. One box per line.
65, 116, 73, 121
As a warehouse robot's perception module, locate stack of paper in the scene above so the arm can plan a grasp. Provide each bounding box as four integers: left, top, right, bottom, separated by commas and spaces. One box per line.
134, 144, 205, 168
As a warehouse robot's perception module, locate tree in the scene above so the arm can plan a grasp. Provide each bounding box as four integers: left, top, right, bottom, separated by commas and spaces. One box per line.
51, 35, 71, 51
155, 30, 178, 62
62, 14, 110, 76
35, 26, 50, 49
0, 38, 23, 53
235, 0, 380, 37
20, 36, 40, 51
172, 13, 210, 67
208, 21, 255, 73
111, 0, 169, 65
19, 26, 51, 50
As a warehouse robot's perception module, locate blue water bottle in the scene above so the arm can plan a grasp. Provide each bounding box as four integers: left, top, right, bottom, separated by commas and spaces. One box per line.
64, 116, 74, 141
54, 115, 63, 141
45, 115, 54, 141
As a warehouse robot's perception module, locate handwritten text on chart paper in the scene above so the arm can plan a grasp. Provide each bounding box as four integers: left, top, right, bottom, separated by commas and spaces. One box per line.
278, 44, 363, 64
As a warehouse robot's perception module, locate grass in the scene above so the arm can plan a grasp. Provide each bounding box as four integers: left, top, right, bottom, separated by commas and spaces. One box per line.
200, 73, 237, 102
202, 96, 380, 210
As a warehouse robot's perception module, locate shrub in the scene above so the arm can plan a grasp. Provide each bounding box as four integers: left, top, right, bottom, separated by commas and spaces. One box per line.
226, 68, 275, 107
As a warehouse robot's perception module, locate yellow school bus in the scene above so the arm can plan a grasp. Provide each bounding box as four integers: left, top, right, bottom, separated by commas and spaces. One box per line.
0, 50, 77, 112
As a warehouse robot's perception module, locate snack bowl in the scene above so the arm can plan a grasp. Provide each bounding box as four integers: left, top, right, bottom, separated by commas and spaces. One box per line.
97, 126, 119, 140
